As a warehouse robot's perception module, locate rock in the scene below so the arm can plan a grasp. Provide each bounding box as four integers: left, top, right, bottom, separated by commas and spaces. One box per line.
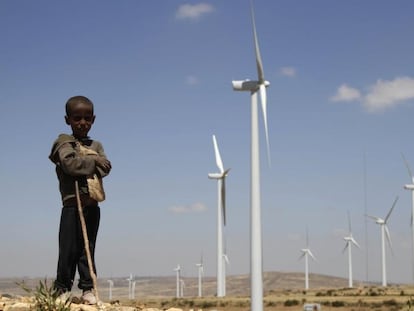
3, 302, 32, 311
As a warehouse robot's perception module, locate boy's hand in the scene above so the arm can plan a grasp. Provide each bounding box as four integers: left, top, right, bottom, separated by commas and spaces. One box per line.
94, 156, 112, 173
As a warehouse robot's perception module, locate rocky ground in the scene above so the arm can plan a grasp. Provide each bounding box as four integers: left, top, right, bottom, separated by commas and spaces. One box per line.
1, 273, 412, 311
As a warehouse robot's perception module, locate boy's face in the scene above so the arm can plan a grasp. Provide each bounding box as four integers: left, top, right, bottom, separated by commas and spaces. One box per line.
65, 102, 95, 139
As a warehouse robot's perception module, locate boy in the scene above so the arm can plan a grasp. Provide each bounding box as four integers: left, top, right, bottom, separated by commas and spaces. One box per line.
49, 96, 111, 305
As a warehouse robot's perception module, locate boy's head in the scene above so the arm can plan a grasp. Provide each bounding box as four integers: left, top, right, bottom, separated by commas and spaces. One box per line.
65, 95, 96, 139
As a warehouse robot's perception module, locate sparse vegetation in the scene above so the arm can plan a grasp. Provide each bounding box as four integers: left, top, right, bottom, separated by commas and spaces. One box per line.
331, 300, 345, 307
284, 299, 300, 306
19, 278, 72, 311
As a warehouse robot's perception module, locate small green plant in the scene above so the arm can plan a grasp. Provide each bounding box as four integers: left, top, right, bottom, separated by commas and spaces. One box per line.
20, 278, 72, 311
407, 296, 414, 311
284, 299, 300, 306
331, 300, 345, 307
383, 299, 398, 306
199, 300, 216, 309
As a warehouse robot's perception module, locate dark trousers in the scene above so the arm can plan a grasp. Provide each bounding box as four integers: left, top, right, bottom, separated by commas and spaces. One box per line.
54, 205, 100, 292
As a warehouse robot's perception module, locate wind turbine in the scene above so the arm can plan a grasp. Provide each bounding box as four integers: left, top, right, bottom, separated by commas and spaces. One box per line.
107, 279, 114, 301
196, 255, 204, 297
126, 273, 133, 299
208, 134, 230, 297
402, 153, 414, 283
299, 229, 316, 290
174, 265, 181, 298
231, 3, 270, 311
366, 196, 398, 287
342, 211, 361, 288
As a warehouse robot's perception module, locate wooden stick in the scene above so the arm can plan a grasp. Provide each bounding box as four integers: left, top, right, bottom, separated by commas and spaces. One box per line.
75, 180, 101, 304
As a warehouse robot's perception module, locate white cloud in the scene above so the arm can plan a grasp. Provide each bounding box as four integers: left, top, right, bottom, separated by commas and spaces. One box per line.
185, 75, 199, 85
331, 77, 414, 113
363, 77, 414, 112
280, 66, 296, 77
330, 84, 361, 102
168, 202, 207, 213
176, 3, 214, 21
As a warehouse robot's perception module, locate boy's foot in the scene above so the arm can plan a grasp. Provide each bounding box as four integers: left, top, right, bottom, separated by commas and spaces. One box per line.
56, 291, 72, 304
81, 290, 97, 305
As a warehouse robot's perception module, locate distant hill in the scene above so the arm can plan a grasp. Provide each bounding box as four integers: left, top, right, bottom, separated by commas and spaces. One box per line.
0, 271, 368, 299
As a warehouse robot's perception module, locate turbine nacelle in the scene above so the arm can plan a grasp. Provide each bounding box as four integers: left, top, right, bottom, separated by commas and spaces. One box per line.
404, 184, 414, 190
208, 169, 230, 180
376, 218, 385, 225
344, 236, 361, 248
232, 79, 270, 92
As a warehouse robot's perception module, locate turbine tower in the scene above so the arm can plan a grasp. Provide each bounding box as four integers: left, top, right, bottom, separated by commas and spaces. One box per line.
343, 211, 361, 288
174, 265, 181, 298
196, 255, 204, 297
231, 3, 270, 311
299, 229, 316, 290
179, 279, 185, 298
126, 273, 133, 299
402, 153, 414, 283
208, 134, 230, 297
366, 196, 398, 287
131, 279, 136, 300
107, 279, 114, 301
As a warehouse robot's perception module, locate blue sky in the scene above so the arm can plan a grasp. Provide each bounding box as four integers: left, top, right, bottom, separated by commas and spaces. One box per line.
1, 0, 414, 287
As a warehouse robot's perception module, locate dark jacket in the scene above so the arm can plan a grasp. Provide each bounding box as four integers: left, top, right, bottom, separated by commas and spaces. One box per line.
49, 134, 110, 204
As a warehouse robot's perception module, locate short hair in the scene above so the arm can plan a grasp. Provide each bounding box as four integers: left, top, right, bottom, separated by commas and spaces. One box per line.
65, 95, 94, 116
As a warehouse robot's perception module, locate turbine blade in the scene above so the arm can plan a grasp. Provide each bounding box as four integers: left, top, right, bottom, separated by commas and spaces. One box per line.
306, 227, 309, 248
351, 238, 361, 249
342, 242, 349, 254
212, 135, 224, 173
308, 250, 317, 261
298, 252, 305, 260
223, 254, 230, 265
365, 214, 380, 222
385, 196, 398, 223
347, 210, 352, 233
401, 152, 414, 179
251, 2, 264, 83
260, 84, 271, 166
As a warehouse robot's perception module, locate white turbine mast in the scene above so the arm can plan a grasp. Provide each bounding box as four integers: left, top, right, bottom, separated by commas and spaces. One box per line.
342, 210, 361, 288
402, 153, 414, 284
179, 278, 185, 298
126, 273, 133, 299
131, 279, 136, 300
174, 264, 181, 298
107, 279, 114, 301
196, 255, 204, 297
299, 229, 316, 290
366, 196, 398, 287
231, 2, 271, 311
208, 134, 230, 297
